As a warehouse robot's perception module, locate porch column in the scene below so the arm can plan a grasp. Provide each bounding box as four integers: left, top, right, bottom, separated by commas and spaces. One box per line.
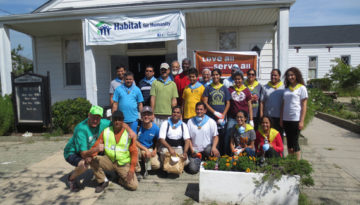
278, 7, 289, 73
0, 24, 12, 96
82, 20, 98, 105
177, 12, 187, 65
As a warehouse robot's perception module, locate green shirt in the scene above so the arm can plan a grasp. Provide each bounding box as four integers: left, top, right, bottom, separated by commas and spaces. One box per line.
150, 79, 178, 115
64, 119, 111, 159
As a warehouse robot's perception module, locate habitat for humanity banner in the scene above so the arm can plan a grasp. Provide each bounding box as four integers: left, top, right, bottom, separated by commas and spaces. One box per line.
195, 51, 258, 77
85, 12, 184, 45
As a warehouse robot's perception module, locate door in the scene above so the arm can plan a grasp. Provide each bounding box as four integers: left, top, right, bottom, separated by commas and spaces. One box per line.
128, 55, 165, 83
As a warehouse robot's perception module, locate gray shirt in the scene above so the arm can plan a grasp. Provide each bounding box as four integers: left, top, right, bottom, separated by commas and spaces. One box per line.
260, 82, 285, 118
230, 125, 256, 151
109, 79, 122, 94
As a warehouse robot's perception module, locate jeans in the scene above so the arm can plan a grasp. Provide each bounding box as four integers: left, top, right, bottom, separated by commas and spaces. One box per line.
224, 117, 237, 155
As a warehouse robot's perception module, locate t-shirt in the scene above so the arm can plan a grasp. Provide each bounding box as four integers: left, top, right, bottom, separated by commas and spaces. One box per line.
261, 83, 285, 118
246, 82, 263, 118
230, 125, 256, 151
182, 84, 205, 119
131, 121, 159, 148
187, 117, 218, 152
174, 73, 190, 105
159, 121, 190, 142
109, 79, 122, 94
282, 85, 308, 121
202, 85, 231, 119
223, 77, 234, 88
113, 85, 144, 123
138, 78, 155, 106
150, 79, 178, 116
228, 86, 252, 118
64, 119, 111, 159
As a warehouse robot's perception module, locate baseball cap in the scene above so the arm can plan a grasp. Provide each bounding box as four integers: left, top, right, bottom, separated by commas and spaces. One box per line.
232, 64, 240, 71
160, 62, 170, 70
112, 110, 124, 120
141, 106, 153, 113
89, 105, 103, 117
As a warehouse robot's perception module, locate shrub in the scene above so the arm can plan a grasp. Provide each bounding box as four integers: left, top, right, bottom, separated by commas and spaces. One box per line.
308, 78, 332, 91
328, 58, 360, 89
0, 95, 14, 136
52, 98, 92, 133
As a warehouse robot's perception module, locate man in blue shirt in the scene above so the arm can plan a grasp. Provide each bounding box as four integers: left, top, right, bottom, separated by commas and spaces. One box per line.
138, 65, 156, 106
112, 71, 144, 126
131, 106, 160, 179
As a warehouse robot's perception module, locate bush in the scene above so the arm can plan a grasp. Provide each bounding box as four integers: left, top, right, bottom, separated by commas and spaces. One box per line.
52, 98, 92, 133
0, 95, 14, 136
308, 78, 332, 91
328, 58, 360, 89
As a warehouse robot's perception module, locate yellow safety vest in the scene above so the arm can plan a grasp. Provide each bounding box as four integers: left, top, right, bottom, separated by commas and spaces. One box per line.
104, 127, 131, 166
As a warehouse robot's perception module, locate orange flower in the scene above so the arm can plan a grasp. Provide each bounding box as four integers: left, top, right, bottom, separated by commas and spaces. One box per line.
233, 162, 237, 166
246, 168, 251, 173
233, 156, 238, 160
253, 157, 256, 161
226, 159, 229, 162
226, 163, 230, 167
239, 153, 243, 157
203, 163, 207, 166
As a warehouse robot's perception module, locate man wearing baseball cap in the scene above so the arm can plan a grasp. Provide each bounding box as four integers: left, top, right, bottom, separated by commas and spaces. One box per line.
223, 64, 243, 88
150, 62, 178, 127
131, 106, 160, 179
64, 105, 136, 192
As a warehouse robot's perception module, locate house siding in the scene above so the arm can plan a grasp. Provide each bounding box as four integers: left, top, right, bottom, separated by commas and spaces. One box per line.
289, 45, 360, 82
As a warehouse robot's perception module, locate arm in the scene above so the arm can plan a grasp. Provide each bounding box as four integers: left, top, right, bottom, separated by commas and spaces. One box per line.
171, 97, 177, 107
271, 133, 284, 154
110, 94, 114, 106
247, 140, 255, 150
112, 102, 118, 113
138, 102, 143, 114
299, 98, 308, 130
82, 133, 104, 158
280, 99, 284, 128
126, 138, 138, 183
183, 139, 190, 159
122, 122, 137, 140
248, 99, 253, 121
202, 96, 215, 114
211, 135, 220, 157
259, 101, 264, 118
150, 96, 155, 112
230, 136, 235, 153
223, 100, 230, 117
136, 141, 151, 159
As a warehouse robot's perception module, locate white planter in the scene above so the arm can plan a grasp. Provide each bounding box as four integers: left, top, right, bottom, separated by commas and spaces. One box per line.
199, 166, 300, 205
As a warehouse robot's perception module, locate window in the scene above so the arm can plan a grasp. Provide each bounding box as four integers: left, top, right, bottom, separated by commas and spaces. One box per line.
308, 56, 317, 79
219, 31, 237, 51
64, 40, 81, 86
341, 55, 350, 65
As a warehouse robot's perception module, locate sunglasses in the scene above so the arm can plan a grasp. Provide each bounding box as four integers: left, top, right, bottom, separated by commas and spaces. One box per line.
248, 73, 256, 76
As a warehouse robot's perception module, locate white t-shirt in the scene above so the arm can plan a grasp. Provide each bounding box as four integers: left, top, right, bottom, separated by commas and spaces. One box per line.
282, 85, 308, 121
159, 120, 190, 141
223, 77, 234, 88
187, 117, 218, 152
261, 83, 285, 118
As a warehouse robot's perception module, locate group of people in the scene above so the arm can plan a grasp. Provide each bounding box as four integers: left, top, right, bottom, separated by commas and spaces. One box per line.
63, 57, 308, 193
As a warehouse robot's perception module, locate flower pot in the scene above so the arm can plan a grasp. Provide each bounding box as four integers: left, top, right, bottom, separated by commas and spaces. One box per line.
199, 166, 300, 205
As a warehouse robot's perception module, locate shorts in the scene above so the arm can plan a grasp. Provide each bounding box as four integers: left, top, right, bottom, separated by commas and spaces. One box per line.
283, 121, 300, 152
65, 154, 83, 167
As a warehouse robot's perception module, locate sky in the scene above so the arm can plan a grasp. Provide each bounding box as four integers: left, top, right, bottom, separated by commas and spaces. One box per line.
0, 0, 360, 59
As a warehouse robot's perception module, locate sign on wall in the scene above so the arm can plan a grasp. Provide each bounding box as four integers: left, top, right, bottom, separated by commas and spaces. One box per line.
85, 11, 185, 45
194, 51, 258, 77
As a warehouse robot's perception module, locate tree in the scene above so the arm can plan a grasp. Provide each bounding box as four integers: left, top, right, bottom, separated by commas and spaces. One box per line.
327, 58, 360, 89
11, 44, 33, 75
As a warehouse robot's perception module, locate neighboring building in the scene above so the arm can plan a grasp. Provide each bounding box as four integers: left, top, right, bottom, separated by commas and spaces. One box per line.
0, 0, 295, 106
289, 25, 360, 82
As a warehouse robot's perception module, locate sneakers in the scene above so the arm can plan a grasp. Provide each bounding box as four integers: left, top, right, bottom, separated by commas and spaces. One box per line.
67, 176, 80, 192
136, 172, 143, 182
95, 181, 109, 193
143, 169, 148, 179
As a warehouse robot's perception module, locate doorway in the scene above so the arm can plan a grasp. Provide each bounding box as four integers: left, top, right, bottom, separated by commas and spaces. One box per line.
128, 55, 165, 83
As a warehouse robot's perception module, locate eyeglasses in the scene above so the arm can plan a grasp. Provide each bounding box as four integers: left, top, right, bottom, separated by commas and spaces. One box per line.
145, 70, 153, 72
248, 73, 256, 76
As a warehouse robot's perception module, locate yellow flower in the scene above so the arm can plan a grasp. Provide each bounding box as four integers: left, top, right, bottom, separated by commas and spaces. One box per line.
226, 159, 229, 162
226, 163, 230, 167
253, 157, 256, 161
243, 152, 247, 156
249, 156, 252, 161
246, 168, 251, 173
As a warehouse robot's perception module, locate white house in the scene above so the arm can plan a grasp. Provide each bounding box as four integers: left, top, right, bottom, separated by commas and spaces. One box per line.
289, 24, 360, 83
0, 0, 295, 106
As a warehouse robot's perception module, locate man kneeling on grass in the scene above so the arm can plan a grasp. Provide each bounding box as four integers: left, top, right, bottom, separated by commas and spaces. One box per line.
89, 111, 138, 192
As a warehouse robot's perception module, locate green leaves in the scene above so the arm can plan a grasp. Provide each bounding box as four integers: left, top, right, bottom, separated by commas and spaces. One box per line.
0, 95, 14, 136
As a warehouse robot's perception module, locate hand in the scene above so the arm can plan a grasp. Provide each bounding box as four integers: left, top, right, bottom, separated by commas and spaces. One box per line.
151, 150, 157, 157
169, 148, 176, 156
214, 111, 224, 119
249, 120, 254, 127
126, 171, 134, 183
78, 159, 87, 169
211, 147, 220, 157
145, 150, 151, 159
251, 94, 258, 102
129, 130, 137, 140
299, 121, 304, 130
85, 157, 92, 165
183, 152, 188, 160
97, 143, 104, 152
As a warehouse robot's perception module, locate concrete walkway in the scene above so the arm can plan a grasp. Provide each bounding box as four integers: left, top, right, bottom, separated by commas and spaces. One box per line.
1, 117, 360, 204
301, 117, 360, 204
